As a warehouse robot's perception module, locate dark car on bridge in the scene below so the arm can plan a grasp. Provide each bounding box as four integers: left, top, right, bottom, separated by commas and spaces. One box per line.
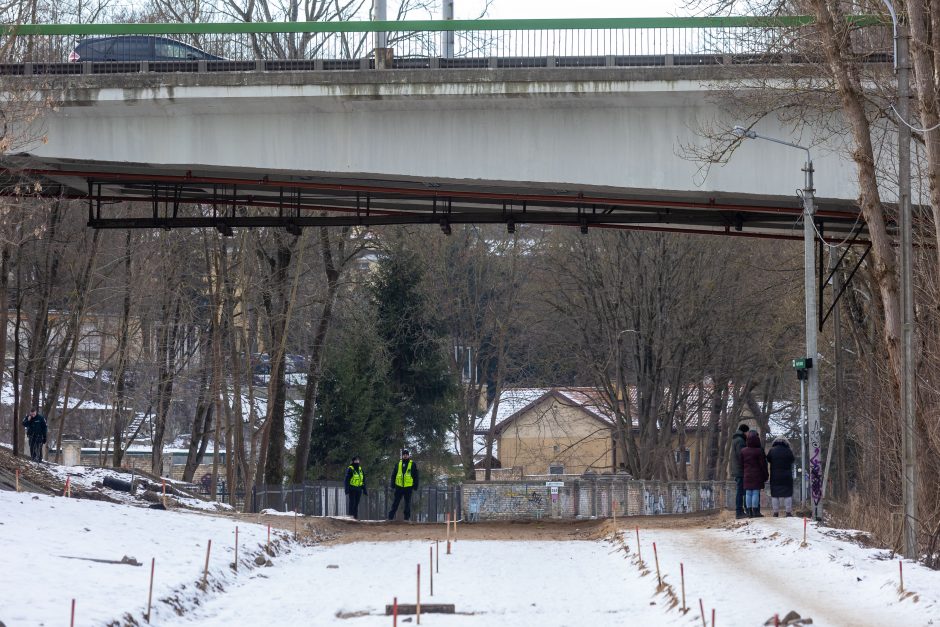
68, 35, 223, 62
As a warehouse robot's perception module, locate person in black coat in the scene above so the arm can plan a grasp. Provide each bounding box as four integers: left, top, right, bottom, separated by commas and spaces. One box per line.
766, 436, 796, 517
22, 408, 47, 462
740, 430, 768, 517
730, 424, 750, 519
387, 449, 419, 521
344, 456, 367, 520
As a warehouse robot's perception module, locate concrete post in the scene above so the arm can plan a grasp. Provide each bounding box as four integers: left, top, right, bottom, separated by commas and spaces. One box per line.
443, 0, 454, 59
802, 160, 823, 522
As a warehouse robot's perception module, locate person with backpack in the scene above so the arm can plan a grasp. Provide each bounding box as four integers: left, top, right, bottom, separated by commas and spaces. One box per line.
740, 430, 769, 517
766, 436, 796, 517
22, 408, 48, 462
387, 449, 419, 521
344, 455, 367, 520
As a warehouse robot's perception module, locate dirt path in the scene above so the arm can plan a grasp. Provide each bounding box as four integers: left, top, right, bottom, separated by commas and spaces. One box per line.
239, 510, 725, 544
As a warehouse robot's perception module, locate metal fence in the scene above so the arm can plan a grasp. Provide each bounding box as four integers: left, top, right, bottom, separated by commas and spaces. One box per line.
0, 16, 890, 73
251, 481, 461, 522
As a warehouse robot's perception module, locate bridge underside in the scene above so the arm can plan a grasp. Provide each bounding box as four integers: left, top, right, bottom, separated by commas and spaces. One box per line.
3, 156, 868, 242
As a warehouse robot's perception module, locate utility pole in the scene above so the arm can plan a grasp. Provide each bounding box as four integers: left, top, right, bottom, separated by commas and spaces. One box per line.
801, 160, 823, 522
897, 16, 917, 562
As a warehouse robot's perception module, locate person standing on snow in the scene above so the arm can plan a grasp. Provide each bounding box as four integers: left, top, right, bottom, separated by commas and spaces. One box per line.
730, 423, 750, 519
740, 430, 768, 517
22, 408, 47, 462
344, 455, 367, 519
387, 449, 419, 521
766, 436, 796, 517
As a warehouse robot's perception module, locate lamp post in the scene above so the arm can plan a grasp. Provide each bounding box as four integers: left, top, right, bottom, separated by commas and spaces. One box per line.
733, 126, 822, 521
880, 0, 917, 561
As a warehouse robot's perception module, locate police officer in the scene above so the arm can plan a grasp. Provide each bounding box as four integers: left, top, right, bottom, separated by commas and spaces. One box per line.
22, 408, 47, 462
387, 449, 419, 521
344, 455, 367, 519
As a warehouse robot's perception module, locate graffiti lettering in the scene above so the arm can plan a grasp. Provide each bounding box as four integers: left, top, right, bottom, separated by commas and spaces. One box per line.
810, 446, 823, 506
527, 491, 544, 507
699, 486, 715, 511
643, 488, 665, 515
673, 489, 690, 513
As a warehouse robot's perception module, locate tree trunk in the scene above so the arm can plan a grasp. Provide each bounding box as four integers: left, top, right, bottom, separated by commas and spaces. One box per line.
292, 225, 344, 483
110, 231, 134, 468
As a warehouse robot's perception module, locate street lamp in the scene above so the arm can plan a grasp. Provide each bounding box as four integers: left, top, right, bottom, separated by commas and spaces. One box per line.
732, 125, 822, 521
879, 0, 917, 561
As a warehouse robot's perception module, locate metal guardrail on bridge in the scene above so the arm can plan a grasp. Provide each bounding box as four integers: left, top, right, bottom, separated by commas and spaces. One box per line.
0, 16, 890, 75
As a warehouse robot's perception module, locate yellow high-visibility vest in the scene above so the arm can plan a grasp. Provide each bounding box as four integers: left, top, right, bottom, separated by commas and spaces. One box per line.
348, 466, 363, 487
395, 460, 414, 488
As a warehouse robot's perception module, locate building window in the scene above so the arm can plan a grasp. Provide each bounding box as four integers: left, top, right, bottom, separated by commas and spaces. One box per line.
673, 449, 691, 465
549, 464, 564, 475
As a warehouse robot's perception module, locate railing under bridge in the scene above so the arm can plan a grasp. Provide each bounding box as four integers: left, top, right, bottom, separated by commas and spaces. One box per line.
251, 481, 461, 522
0, 16, 889, 75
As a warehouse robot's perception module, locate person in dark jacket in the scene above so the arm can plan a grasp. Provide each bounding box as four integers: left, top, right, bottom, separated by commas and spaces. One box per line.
387, 449, 419, 521
766, 436, 795, 517
740, 430, 768, 517
22, 408, 47, 462
730, 424, 750, 519
344, 456, 367, 520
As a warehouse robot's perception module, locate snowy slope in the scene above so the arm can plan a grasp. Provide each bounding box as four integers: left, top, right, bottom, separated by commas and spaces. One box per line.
0, 492, 289, 626
2, 490, 939, 627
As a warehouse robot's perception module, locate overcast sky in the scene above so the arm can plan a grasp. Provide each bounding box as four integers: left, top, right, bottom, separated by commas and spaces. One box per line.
456, 0, 692, 19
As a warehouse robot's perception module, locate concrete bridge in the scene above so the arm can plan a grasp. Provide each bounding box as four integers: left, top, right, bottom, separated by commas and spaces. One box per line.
0, 18, 881, 239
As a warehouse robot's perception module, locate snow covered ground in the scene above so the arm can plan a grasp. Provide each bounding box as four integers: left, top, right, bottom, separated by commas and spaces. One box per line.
2, 490, 939, 626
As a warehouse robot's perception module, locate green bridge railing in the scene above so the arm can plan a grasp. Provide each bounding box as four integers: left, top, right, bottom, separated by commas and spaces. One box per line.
0, 16, 890, 68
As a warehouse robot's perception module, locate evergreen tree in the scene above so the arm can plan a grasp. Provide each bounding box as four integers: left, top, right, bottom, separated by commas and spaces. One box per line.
308, 333, 397, 481
372, 245, 457, 455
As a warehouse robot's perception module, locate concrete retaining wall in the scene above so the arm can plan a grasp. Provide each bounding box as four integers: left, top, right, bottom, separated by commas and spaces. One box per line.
462, 477, 736, 521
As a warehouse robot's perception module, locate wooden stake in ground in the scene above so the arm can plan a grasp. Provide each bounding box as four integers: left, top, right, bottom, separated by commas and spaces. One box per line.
680, 563, 687, 612
202, 540, 212, 588
294, 510, 298, 539
162, 478, 167, 508
802, 517, 808, 546
145, 558, 155, 623
267, 525, 271, 553
416, 563, 421, 625
71, 599, 75, 627
636, 526, 642, 562
699, 599, 706, 627
63, 476, 70, 498
445, 512, 450, 543
899, 560, 904, 592
15, 468, 19, 492
712, 607, 715, 627
234, 527, 239, 572
429, 545, 434, 596
652, 542, 662, 587
453, 509, 457, 541
393, 596, 397, 627
436, 540, 439, 573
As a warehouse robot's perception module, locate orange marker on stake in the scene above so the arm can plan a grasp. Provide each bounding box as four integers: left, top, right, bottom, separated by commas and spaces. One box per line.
393, 596, 398, 627
15, 468, 20, 492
